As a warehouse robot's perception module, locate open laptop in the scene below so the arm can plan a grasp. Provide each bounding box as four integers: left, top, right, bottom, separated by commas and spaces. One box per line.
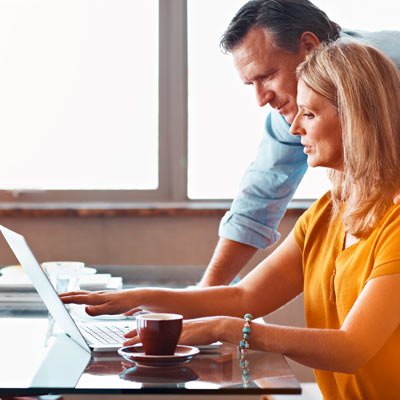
0, 225, 135, 352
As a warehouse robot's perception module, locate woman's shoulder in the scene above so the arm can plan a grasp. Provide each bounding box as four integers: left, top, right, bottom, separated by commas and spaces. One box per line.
377, 202, 400, 231
294, 191, 334, 251
303, 191, 333, 219
296, 191, 333, 233
370, 202, 400, 275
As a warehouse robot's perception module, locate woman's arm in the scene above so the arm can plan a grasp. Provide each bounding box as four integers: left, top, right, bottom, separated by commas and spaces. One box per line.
200, 272, 400, 374
60, 231, 304, 319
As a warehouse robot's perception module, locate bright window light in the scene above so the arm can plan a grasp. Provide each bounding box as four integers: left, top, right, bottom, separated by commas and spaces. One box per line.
0, 0, 158, 190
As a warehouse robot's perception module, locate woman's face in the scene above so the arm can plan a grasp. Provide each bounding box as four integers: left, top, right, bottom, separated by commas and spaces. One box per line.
290, 79, 343, 171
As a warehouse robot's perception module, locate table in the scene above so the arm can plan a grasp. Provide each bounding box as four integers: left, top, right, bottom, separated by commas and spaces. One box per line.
0, 310, 301, 397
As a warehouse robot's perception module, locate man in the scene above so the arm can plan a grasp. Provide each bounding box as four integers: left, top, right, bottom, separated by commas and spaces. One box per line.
198, 0, 400, 287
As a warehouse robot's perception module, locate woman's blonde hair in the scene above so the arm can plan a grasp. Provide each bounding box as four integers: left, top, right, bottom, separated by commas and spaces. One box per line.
297, 40, 400, 237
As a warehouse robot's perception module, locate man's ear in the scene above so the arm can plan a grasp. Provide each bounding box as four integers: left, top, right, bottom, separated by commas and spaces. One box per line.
300, 32, 321, 54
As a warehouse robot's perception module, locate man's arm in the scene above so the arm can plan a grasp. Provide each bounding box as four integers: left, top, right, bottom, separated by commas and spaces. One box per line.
198, 238, 257, 287
200, 111, 308, 287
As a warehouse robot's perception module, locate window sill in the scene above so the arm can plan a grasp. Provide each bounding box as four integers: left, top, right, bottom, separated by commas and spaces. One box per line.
0, 200, 312, 217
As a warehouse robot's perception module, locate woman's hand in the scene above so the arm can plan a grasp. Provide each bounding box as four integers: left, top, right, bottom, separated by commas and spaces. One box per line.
60, 289, 138, 316
179, 317, 224, 346
122, 316, 227, 347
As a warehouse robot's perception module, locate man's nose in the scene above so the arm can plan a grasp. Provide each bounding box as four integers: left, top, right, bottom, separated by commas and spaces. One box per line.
255, 84, 274, 108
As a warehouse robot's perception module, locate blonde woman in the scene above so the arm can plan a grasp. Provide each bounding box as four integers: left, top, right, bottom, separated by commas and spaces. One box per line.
61, 41, 400, 399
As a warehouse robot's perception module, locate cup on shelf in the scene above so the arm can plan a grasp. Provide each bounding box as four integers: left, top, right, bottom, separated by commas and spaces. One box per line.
42, 261, 84, 293
136, 313, 183, 355
42, 261, 85, 341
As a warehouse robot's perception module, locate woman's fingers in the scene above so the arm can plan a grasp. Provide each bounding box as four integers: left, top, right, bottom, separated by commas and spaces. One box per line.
123, 336, 141, 346
61, 293, 106, 305
85, 304, 112, 316
124, 328, 138, 338
122, 328, 140, 346
123, 308, 142, 316
59, 291, 91, 298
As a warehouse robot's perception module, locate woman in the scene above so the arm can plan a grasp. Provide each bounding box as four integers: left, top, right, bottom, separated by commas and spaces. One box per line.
61, 41, 400, 399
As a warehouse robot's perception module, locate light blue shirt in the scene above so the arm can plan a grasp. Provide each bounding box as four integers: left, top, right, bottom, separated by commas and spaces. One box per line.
219, 29, 400, 249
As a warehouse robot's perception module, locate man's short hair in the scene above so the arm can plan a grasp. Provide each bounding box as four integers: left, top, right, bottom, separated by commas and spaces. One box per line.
220, 0, 341, 54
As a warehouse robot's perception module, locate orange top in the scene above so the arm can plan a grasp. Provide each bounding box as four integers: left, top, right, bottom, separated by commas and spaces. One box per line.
294, 192, 400, 400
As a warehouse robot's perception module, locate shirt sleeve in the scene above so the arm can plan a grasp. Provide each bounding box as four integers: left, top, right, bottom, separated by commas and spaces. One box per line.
341, 29, 400, 70
368, 205, 400, 281
219, 110, 308, 249
293, 210, 308, 252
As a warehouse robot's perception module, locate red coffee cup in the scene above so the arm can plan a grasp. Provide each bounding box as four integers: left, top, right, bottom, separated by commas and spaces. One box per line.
136, 313, 183, 355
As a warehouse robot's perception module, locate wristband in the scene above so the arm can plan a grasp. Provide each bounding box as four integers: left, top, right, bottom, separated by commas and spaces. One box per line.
238, 313, 253, 353
238, 313, 253, 387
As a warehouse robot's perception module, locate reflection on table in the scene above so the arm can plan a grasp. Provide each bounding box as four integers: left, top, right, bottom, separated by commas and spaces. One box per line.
0, 311, 301, 396
78, 343, 300, 394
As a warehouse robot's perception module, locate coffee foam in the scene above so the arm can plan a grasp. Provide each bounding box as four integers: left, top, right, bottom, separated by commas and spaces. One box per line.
138, 313, 182, 321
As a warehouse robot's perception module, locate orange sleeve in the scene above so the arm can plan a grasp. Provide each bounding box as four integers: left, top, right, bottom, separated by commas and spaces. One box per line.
368, 259, 400, 281
367, 205, 400, 280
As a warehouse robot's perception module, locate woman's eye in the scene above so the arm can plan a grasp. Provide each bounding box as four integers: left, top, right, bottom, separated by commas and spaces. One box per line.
303, 113, 314, 119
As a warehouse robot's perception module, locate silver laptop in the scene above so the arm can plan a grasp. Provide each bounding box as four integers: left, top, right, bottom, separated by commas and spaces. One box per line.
0, 225, 135, 352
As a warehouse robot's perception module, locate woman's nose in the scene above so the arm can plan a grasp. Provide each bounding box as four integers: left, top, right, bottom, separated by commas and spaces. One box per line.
290, 112, 304, 136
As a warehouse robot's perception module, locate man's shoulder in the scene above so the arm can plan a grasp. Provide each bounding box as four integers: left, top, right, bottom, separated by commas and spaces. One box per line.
341, 29, 400, 68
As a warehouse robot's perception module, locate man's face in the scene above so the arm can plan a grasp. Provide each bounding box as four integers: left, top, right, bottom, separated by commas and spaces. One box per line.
232, 28, 308, 125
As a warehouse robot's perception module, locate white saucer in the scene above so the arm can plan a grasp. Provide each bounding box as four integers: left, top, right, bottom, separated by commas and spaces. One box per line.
118, 344, 200, 367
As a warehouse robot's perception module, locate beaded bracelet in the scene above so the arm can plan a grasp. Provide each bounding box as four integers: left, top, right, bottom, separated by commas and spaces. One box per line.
239, 351, 251, 387
238, 313, 253, 387
238, 313, 253, 353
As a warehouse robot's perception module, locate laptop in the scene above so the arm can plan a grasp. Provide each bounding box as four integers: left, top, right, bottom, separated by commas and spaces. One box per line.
0, 225, 135, 352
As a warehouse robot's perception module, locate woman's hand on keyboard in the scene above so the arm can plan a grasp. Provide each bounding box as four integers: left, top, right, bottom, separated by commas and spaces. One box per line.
60, 289, 138, 316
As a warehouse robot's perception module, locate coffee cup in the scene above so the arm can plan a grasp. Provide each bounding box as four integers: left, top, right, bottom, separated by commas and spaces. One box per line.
136, 313, 183, 355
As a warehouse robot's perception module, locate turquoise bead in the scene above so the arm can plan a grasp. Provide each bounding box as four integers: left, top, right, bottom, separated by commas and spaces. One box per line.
239, 340, 247, 348
242, 327, 251, 334
244, 313, 253, 320
243, 333, 250, 340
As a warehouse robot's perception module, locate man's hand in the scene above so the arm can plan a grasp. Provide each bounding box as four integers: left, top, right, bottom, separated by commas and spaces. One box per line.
198, 238, 257, 287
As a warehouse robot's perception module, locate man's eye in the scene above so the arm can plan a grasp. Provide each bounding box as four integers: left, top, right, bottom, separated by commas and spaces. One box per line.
260, 74, 272, 82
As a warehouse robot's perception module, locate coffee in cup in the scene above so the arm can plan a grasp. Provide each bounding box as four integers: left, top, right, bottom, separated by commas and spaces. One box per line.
136, 313, 183, 355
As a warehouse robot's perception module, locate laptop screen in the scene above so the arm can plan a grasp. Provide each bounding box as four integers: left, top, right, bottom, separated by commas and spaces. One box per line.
0, 225, 90, 352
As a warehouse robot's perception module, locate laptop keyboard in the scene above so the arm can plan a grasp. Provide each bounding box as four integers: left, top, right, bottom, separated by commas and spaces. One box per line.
80, 324, 131, 344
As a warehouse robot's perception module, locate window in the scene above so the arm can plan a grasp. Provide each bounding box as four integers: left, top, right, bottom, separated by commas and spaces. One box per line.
0, 0, 161, 201
0, 0, 398, 203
